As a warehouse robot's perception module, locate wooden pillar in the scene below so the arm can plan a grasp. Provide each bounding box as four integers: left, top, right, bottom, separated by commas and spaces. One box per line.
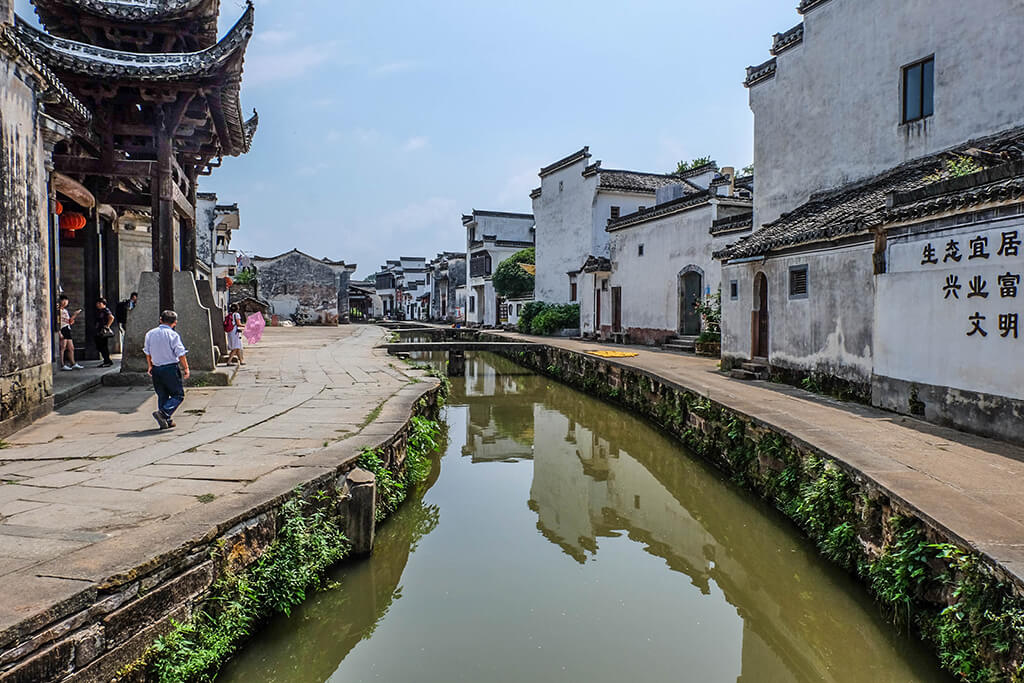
82, 211, 101, 360
153, 110, 175, 313
102, 218, 119, 305
180, 163, 198, 274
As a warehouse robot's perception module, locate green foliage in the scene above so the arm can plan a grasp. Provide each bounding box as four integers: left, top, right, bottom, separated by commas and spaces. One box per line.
232, 268, 256, 286
528, 303, 580, 336
672, 156, 715, 174
518, 301, 547, 333
492, 247, 535, 299
694, 291, 721, 343
925, 155, 984, 183
357, 416, 441, 523
146, 493, 350, 682
868, 519, 934, 628
740, 164, 754, 176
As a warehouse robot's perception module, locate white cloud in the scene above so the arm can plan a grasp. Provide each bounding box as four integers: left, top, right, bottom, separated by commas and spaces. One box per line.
497, 167, 539, 205
402, 136, 429, 152
369, 60, 421, 77
296, 161, 330, 177
244, 43, 337, 87
256, 29, 295, 45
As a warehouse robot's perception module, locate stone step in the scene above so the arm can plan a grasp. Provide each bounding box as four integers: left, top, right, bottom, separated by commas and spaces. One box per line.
664, 342, 695, 352
741, 362, 770, 379
730, 369, 757, 380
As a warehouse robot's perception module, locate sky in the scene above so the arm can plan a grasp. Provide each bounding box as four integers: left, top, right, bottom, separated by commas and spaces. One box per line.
17, 0, 801, 280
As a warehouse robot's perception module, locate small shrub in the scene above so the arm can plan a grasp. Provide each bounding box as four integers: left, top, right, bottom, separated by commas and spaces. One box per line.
530, 303, 580, 335
518, 301, 547, 333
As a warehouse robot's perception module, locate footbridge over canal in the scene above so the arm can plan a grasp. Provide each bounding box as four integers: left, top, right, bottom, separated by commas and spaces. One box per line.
380, 340, 537, 375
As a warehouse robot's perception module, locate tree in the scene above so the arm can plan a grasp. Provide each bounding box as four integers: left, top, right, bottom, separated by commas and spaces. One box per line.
672, 156, 715, 175
492, 247, 535, 299
740, 164, 754, 176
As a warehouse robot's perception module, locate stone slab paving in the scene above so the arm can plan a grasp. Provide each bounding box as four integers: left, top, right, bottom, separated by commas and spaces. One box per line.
0, 325, 418, 635
484, 328, 1024, 584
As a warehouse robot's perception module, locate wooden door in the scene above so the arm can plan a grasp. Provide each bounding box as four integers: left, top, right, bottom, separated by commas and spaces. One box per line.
680, 272, 702, 335
595, 287, 602, 332
753, 273, 769, 358
611, 287, 622, 332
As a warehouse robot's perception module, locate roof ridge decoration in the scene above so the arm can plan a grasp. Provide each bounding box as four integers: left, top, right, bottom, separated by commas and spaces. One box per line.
797, 0, 832, 14
471, 209, 535, 220
14, 3, 254, 82
744, 57, 776, 88
771, 22, 804, 56
34, 0, 210, 23
0, 23, 91, 123
253, 247, 346, 265
539, 146, 590, 177
606, 190, 722, 231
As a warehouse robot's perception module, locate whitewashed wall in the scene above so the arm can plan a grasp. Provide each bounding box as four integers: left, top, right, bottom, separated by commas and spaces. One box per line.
609, 205, 717, 337
875, 216, 1024, 399
750, 0, 1024, 228
534, 159, 598, 304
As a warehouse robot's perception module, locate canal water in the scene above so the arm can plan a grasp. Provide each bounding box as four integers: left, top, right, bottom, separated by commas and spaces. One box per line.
219, 352, 950, 683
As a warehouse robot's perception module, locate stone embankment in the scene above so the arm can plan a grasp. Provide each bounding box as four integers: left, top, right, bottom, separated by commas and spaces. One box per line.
0, 327, 440, 682
481, 331, 1024, 681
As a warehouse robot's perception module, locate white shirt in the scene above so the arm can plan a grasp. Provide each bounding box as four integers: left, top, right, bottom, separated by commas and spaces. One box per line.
144, 324, 188, 366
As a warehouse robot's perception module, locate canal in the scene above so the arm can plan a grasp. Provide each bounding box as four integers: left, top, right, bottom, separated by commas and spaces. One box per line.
219, 352, 950, 682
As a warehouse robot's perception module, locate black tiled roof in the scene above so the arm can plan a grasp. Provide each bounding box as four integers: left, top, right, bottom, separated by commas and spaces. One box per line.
884, 160, 1024, 223
718, 127, 1024, 260
771, 23, 804, 56
710, 212, 754, 236
598, 169, 693, 194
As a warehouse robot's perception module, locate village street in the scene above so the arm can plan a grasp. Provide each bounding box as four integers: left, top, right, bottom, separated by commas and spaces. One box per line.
0, 325, 429, 639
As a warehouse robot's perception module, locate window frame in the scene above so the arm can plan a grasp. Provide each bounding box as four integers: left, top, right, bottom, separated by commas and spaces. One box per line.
729, 280, 738, 300
610, 206, 620, 219
638, 243, 644, 256
569, 281, 577, 302
902, 55, 934, 124
788, 264, 809, 300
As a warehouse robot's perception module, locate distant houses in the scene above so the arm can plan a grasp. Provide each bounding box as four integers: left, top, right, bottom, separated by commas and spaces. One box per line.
464, 210, 534, 326
250, 249, 356, 325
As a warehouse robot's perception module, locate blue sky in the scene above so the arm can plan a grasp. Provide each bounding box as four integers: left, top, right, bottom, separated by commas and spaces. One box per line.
18, 0, 800, 279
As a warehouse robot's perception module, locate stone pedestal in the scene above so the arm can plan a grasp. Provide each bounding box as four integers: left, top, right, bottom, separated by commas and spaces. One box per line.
196, 278, 227, 359
121, 271, 216, 373
340, 467, 376, 556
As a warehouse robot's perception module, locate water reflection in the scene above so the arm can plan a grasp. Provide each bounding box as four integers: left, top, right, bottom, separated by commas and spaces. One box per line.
219, 352, 948, 683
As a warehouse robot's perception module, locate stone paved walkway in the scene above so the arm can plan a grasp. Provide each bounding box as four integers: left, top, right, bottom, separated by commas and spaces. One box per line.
0, 325, 418, 634
483, 328, 1024, 583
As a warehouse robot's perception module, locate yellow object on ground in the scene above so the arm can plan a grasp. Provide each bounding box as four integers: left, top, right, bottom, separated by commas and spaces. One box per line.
588, 350, 639, 358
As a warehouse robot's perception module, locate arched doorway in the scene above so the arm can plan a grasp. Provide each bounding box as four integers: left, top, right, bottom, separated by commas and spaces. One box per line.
752, 272, 769, 359
678, 266, 703, 335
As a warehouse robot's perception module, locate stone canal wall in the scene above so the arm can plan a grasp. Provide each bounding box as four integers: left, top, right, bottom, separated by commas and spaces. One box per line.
496, 341, 1024, 682
0, 379, 442, 683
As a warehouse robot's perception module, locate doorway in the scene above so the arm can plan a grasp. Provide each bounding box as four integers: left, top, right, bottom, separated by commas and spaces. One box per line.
611, 286, 622, 333
679, 270, 702, 335
752, 272, 769, 359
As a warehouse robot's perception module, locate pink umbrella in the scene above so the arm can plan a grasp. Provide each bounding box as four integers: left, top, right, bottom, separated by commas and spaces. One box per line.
243, 311, 265, 345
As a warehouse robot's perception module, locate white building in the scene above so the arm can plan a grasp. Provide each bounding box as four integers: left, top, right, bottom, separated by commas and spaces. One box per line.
464, 210, 534, 327
531, 147, 693, 334
374, 260, 401, 318
718, 0, 1024, 443
196, 192, 241, 312
398, 256, 429, 320
599, 168, 754, 344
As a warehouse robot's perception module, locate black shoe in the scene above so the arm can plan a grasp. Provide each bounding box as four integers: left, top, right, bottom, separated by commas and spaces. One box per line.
167, 419, 176, 428
152, 411, 170, 429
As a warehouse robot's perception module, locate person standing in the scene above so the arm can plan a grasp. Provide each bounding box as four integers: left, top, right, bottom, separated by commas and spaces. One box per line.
57, 295, 83, 370
144, 310, 190, 429
94, 297, 116, 367
224, 303, 245, 365
116, 292, 138, 333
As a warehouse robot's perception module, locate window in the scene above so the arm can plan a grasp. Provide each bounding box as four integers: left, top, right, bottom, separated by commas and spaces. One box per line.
516, 304, 522, 315
558, 181, 564, 192
469, 297, 475, 313
903, 56, 934, 123
601, 279, 609, 291
610, 206, 620, 219
638, 243, 644, 256
789, 265, 809, 299
730, 280, 738, 300
570, 282, 577, 301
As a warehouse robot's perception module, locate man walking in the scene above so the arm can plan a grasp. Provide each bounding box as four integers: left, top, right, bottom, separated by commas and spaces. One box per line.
143, 310, 190, 429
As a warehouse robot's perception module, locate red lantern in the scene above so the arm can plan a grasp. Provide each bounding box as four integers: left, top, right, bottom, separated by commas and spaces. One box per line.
54, 200, 63, 216
60, 212, 86, 232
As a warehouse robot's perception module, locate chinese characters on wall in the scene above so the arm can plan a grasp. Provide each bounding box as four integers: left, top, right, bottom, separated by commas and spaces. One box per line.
922, 229, 1021, 338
